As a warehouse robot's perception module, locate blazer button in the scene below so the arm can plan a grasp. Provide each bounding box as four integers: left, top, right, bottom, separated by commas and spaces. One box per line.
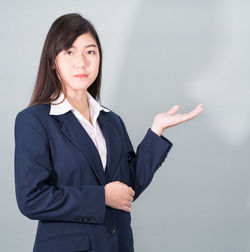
127, 153, 132, 163
108, 227, 116, 235
83, 217, 90, 222
78, 216, 90, 222
127, 151, 136, 163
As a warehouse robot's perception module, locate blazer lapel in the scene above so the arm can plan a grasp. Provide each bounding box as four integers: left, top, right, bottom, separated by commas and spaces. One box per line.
97, 111, 122, 181
50, 110, 122, 185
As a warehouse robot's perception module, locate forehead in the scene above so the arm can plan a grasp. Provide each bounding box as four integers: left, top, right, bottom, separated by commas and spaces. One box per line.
71, 32, 97, 49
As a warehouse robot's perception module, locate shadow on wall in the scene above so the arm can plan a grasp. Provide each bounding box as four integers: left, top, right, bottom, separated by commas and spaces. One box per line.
111, 0, 250, 252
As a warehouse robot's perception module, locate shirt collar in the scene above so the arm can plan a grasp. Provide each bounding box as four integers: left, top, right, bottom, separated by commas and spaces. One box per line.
49, 91, 110, 116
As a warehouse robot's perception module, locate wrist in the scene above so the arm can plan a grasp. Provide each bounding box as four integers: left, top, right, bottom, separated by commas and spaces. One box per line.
150, 126, 163, 136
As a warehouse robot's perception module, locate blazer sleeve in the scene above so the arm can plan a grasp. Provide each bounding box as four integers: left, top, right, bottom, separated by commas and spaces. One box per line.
14, 110, 106, 223
117, 115, 173, 201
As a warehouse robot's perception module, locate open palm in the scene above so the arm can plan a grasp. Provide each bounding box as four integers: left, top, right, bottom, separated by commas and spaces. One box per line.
151, 104, 204, 136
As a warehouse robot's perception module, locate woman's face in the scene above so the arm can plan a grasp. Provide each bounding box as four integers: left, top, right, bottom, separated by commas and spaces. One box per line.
54, 32, 100, 95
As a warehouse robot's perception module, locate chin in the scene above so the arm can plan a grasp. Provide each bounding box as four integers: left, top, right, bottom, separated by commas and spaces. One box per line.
70, 82, 91, 89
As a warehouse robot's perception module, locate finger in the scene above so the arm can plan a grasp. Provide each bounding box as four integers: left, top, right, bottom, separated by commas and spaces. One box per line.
128, 196, 134, 202
129, 188, 135, 196
182, 111, 199, 119
182, 114, 196, 121
182, 108, 203, 121
193, 105, 203, 113
124, 201, 132, 207
192, 104, 204, 113
167, 105, 179, 115
124, 206, 131, 212
185, 105, 204, 117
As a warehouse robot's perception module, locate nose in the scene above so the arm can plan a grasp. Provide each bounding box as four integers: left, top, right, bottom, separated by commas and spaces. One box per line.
74, 54, 88, 68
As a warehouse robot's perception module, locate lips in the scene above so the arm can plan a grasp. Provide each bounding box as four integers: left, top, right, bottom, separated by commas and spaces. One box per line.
74, 74, 88, 78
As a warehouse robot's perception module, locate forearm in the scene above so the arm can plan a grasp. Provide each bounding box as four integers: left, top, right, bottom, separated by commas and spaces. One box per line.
129, 128, 173, 200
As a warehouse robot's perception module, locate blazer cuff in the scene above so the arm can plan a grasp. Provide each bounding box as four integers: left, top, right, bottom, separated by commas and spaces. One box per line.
149, 128, 173, 145
76, 185, 106, 224
146, 128, 173, 166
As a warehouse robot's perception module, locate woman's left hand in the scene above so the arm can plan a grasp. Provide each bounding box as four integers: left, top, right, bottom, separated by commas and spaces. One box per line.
151, 104, 204, 136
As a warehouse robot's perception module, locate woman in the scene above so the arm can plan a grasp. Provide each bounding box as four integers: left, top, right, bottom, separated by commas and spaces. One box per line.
14, 13, 203, 252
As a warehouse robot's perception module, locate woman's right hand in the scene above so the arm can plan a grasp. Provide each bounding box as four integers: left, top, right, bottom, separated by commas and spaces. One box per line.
104, 181, 135, 212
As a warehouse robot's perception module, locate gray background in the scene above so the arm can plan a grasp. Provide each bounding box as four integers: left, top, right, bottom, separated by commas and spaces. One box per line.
1, 0, 250, 251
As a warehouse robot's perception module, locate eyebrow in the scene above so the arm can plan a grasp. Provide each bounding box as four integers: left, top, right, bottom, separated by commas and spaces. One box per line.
71, 44, 97, 49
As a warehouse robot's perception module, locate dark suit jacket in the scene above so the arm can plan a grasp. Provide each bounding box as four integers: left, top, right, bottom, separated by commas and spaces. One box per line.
14, 104, 173, 252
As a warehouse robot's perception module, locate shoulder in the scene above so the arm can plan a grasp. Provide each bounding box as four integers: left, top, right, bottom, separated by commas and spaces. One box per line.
15, 104, 51, 127
14, 104, 51, 141
17, 104, 50, 116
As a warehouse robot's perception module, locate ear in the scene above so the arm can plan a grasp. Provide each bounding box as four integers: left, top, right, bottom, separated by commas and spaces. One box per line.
52, 59, 57, 70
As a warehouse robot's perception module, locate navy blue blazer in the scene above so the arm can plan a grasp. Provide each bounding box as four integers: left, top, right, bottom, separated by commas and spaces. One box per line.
14, 103, 173, 252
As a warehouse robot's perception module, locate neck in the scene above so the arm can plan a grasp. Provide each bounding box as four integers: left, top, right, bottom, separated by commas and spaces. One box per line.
65, 89, 89, 113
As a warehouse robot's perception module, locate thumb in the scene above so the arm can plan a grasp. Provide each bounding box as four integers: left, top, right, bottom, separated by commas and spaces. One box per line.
167, 105, 179, 115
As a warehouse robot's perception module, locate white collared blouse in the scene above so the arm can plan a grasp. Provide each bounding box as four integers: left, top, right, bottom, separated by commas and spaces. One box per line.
49, 91, 110, 171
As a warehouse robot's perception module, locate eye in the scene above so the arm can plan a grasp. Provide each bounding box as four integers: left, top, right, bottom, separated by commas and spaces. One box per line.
65, 50, 73, 55
87, 50, 96, 55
